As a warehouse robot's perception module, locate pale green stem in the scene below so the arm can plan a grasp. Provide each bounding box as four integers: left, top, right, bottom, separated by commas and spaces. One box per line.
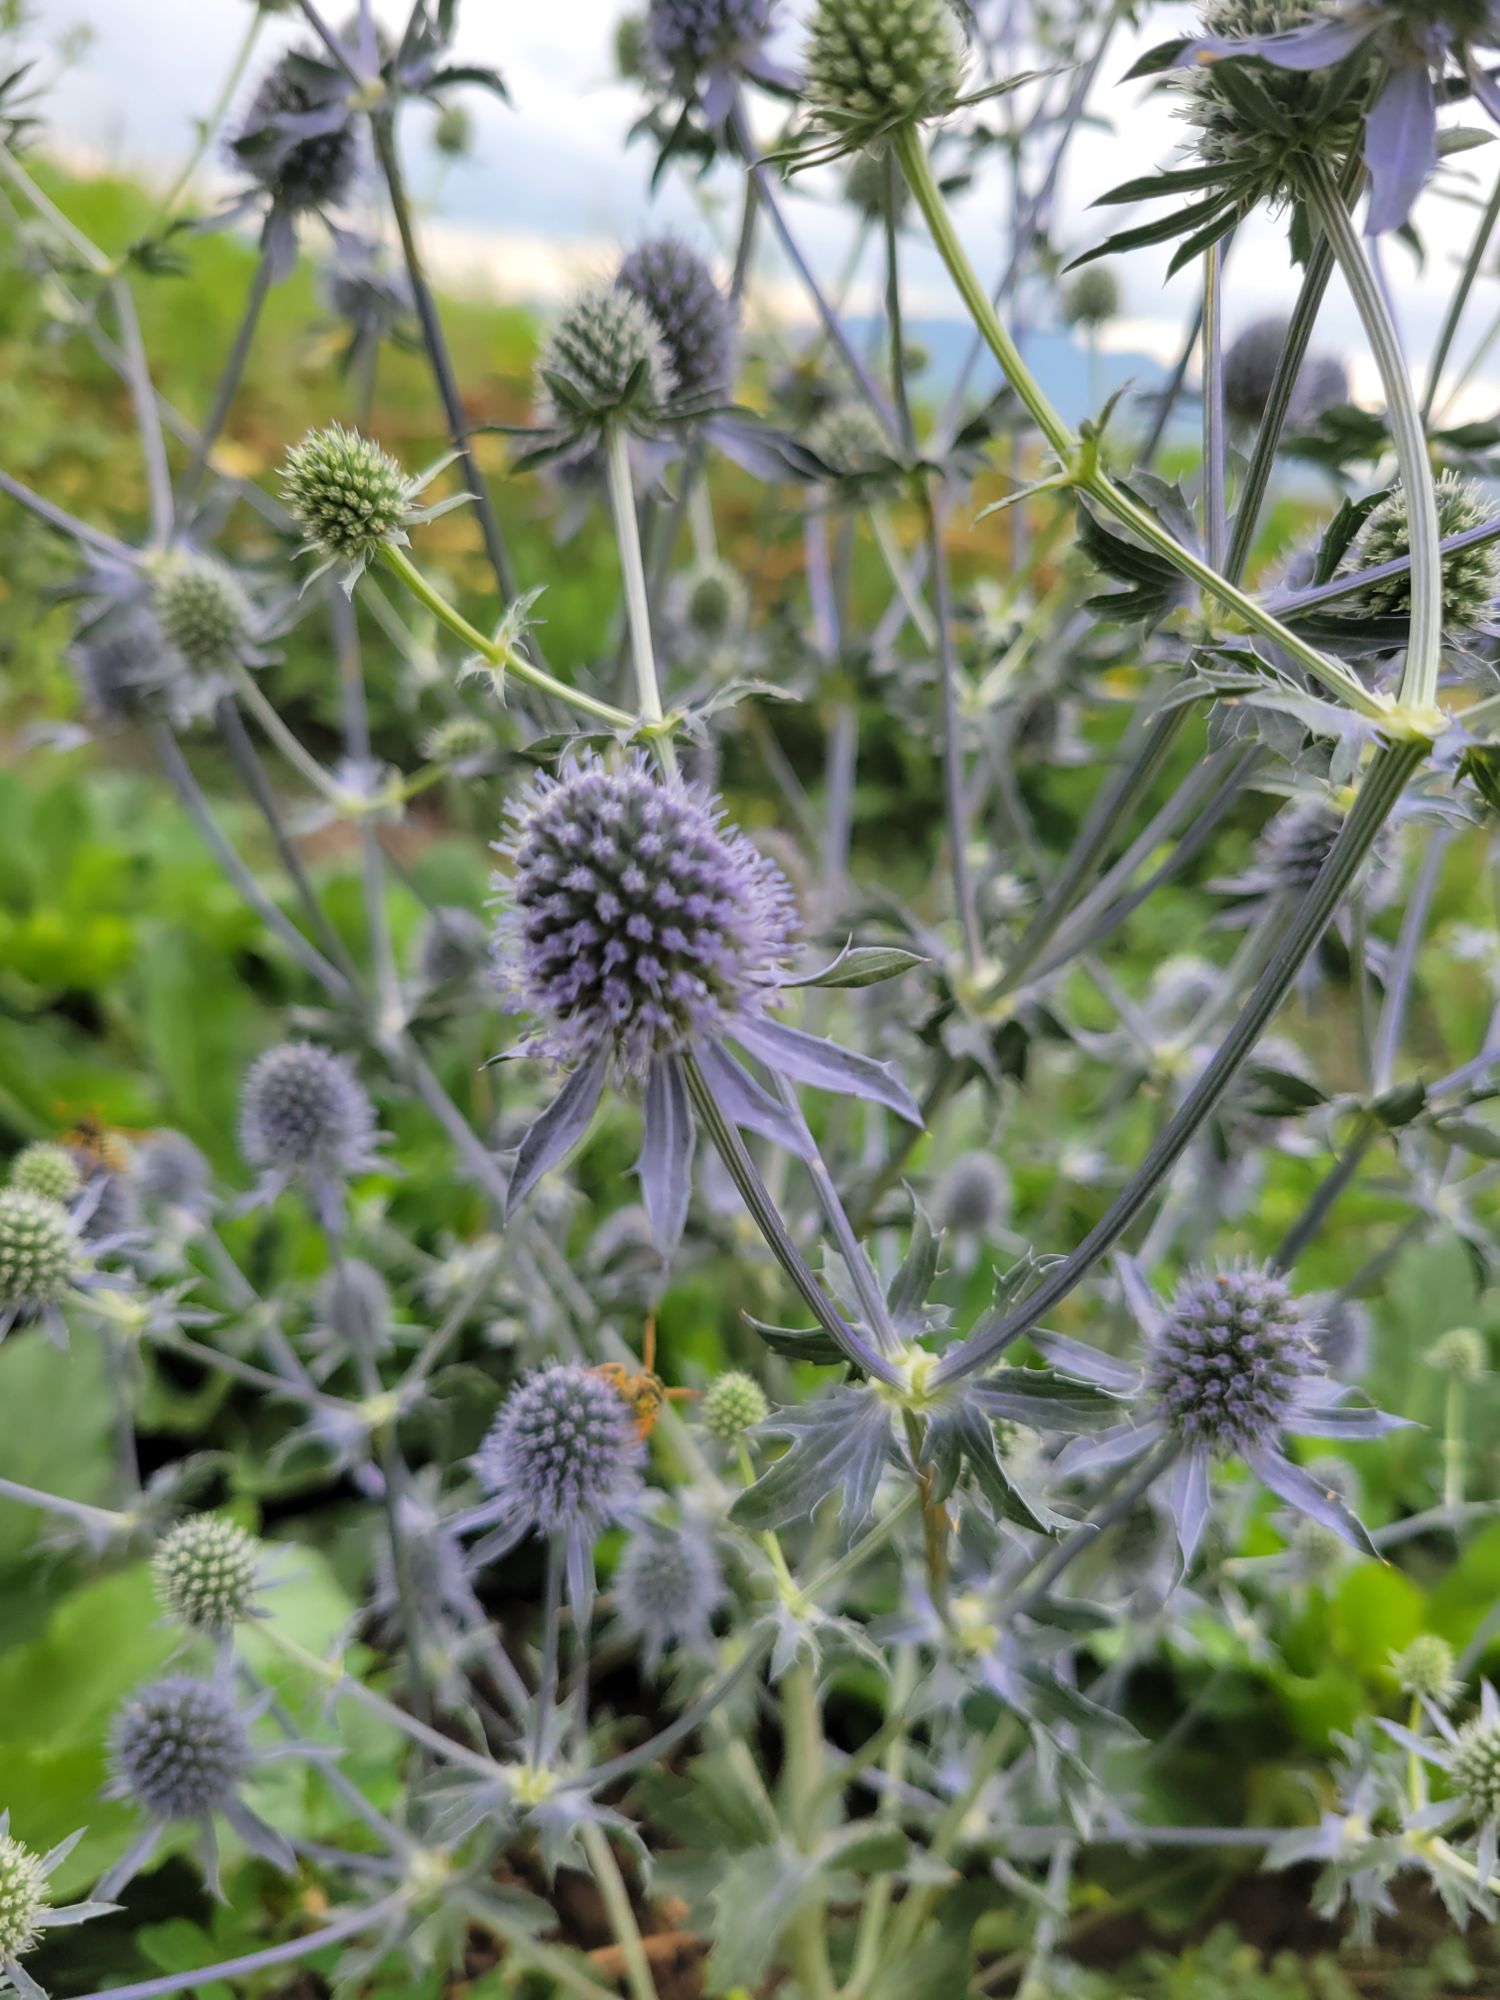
784, 1661, 838, 2000
229, 662, 350, 805
844, 1645, 917, 1997
378, 542, 636, 730
892, 125, 1411, 730
604, 421, 676, 771
140, 4, 263, 237
1444, 1374, 1465, 1513
1300, 157, 1443, 713
869, 503, 937, 648
580, 1822, 659, 2000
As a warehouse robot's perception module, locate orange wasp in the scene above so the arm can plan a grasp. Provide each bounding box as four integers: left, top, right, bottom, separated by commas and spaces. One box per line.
589, 1316, 698, 1440
53, 1107, 147, 1174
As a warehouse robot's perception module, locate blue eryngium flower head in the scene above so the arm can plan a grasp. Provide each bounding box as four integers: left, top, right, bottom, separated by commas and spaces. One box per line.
152, 1516, 263, 1633
239, 1040, 384, 1219
1163, 0, 1500, 233
646, 0, 777, 118
1222, 315, 1350, 431
615, 1522, 725, 1672
616, 237, 737, 400
492, 753, 921, 1245
538, 282, 677, 431
280, 424, 466, 590
1040, 1258, 1408, 1562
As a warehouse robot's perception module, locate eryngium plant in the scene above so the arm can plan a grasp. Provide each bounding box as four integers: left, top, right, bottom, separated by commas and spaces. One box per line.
8, 0, 1500, 1991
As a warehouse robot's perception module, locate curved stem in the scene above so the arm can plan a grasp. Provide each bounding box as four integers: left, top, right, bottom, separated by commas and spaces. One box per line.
67, 1896, 406, 2000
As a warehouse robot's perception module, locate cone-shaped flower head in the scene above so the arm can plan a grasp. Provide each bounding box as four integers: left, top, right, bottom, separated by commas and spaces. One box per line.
933, 1150, 1011, 1234
701, 1369, 769, 1439
415, 905, 490, 989
136, 1131, 214, 1218
1147, 1264, 1315, 1454
110, 1676, 251, 1821
0, 1188, 79, 1317
616, 1523, 724, 1668
646, 0, 771, 85
151, 553, 255, 673
808, 401, 891, 479
1254, 796, 1391, 901
539, 282, 676, 429
681, 558, 750, 647
476, 1364, 645, 1539
153, 1516, 262, 1633
1454, 1715, 1500, 1822
71, 619, 178, 726
9, 1142, 82, 1205
0, 1832, 46, 1961
1063, 265, 1120, 330
1341, 473, 1500, 629
239, 1041, 382, 1188
231, 49, 359, 213
1393, 1634, 1462, 1707
422, 716, 494, 769
281, 424, 413, 578
804, 0, 968, 139
1429, 1325, 1486, 1382
1222, 315, 1349, 430
616, 237, 736, 399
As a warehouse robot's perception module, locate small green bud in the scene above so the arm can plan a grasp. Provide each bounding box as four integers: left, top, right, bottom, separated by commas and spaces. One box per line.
702, 1370, 769, 1440
683, 559, 749, 647
1341, 472, 1500, 630
1063, 265, 1120, 330
1453, 1717, 1500, 1822
0, 1188, 78, 1312
281, 424, 412, 570
539, 283, 675, 427
422, 716, 495, 768
0, 1832, 47, 1959
1428, 1326, 1486, 1383
153, 1515, 262, 1633
1392, 1635, 1461, 1707
9, 1142, 82, 1205
151, 553, 254, 672
433, 102, 470, 156
808, 402, 891, 479
804, 0, 968, 138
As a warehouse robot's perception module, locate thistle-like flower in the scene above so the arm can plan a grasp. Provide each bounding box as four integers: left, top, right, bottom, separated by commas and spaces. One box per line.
1217, 793, 1396, 919
1222, 315, 1350, 431
803, 0, 969, 147
615, 1522, 725, 1671
807, 402, 893, 481
307, 1257, 392, 1379
0, 1188, 84, 1342
226, 47, 360, 276
71, 617, 182, 727
1042, 1259, 1406, 1559
103, 1675, 294, 1896
153, 1516, 263, 1633
1393, 1681, 1500, 1882
493, 754, 919, 1244
281, 424, 462, 588
537, 282, 676, 439
8, 1142, 82, 1206
239, 1040, 384, 1218
1393, 1635, 1462, 1708
1428, 1325, 1486, 1382
677, 557, 750, 650
616, 237, 737, 400
136, 1131, 216, 1225
1340, 474, 1500, 630
932, 1151, 1011, 1236
0, 1814, 114, 1992
150, 552, 256, 674
1062, 265, 1120, 331
701, 1369, 769, 1439
421, 715, 497, 774
644, 0, 778, 118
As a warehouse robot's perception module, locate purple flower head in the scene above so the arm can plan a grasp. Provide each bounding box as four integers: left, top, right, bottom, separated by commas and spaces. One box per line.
493, 754, 921, 1247
616, 236, 738, 399
1222, 315, 1350, 431
1040, 1256, 1409, 1563
475, 1364, 645, 1539
238, 1041, 385, 1220
230, 47, 359, 218
615, 1521, 725, 1671
646, 0, 776, 118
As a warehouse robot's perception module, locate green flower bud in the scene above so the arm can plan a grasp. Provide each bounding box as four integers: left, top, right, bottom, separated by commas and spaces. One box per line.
151, 553, 255, 672
9, 1142, 82, 1205
808, 402, 891, 479
539, 283, 675, 427
702, 1369, 769, 1439
433, 102, 470, 156
1428, 1326, 1486, 1383
804, 0, 968, 139
281, 424, 412, 573
1454, 1716, 1500, 1822
1341, 472, 1500, 630
0, 1189, 79, 1314
683, 559, 749, 646
153, 1515, 262, 1633
1063, 265, 1120, 330
1392, 1635, 1461, 1707
0, 1832, 47, 1960
422, 716, 495, 768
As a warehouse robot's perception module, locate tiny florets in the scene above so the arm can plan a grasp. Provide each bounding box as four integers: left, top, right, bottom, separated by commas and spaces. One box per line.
496, 754, 798, 1072
0, 1832, 47, 1960
616, 1524, 724, 1666
681, 558, 749, 646
645, 0, 771, 83
0, 1188, 80, 1314
804, 0, 968, 136
1313, 1297, 1371, 1381
110, 1676, 250, 1821
231, 49, 358, 212
701, 1369, 769, 1439
1393, 1634, 1462, 1706
1453, 1716, 1500, 1823
476, 1364, 645, 1538
1428, 1325, 1486, 1382
1255, 796, 1385, 899
153, 1516, 261, 1632
808, 402, 891, 479
1147, 1263, 1316, 1454
151, 554, 255, 673
539, 282, 676, 426
9, 1142, 82, 1205
1341, 473, 1500, 629
617, 237, 736, 399
422, 716, 494, 768
1222, 315, 1350, 431
1063, 265, 1120, 330
281, 424, 411, 569
239, 1041, 380, 1181
932, 1151, 1011, 1235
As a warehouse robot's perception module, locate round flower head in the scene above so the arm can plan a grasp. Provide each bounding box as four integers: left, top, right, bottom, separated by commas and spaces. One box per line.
615, 1523, 724, 1670
1429, 1325, 1486, 1382
150, 553, 254, 673
231, 49, 358, 214
539, 282, 676, 428
701, 1369, 769, 1439
1394, 1634, 1462, 1707
1252, 795, 1393, 904
1182, 0, 1375, 207
314, 1257, 391, 1359
414, 905, 490, 989
1222, 315, 1349, 431
1453, 1714, 1500, 1824
803, 0, 968, 140
808, 402, 892, 480
1341, 473, 1500, 629
9, 1141, 82, 1205
239, 1041, 382, 1200
1148, 1263, 1316, 1455
110, 1676, 250, 1822
69, 1147, 139, 1243
433, 101, 470, 157
498, 753, 797, 1075
71, 618, 178, 726
153, 1516, 261, 1633
646, 0, 771, 88
475, 1364, 645, 1541
136, 1131, 214, 1220
617, 237, 736, 400
1063, 265, 1119, 330
680, 557, 749, 648
422, 715, 495, 770
0, 1832, 45, 1961
933, 1150, 1011, 1235
0, 1188, 80, 1319
281, 424, 413, 579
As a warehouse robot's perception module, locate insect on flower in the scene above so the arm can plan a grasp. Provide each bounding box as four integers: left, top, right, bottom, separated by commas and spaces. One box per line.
589, 1315, 699, 1439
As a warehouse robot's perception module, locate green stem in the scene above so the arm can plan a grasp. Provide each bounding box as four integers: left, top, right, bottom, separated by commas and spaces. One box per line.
603, 420, 675, 769
1444, 1374, 1465, 1513
580, 1822, 659, 2000
893, 125, 1412, 729
1424, 168, 1500, 423
1300, 156, 1443, 713
783, 1662, 838, 2000
377, 543, 636, 730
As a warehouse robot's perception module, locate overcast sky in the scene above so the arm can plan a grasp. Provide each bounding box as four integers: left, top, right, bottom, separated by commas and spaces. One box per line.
18, 0, 1500, 412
